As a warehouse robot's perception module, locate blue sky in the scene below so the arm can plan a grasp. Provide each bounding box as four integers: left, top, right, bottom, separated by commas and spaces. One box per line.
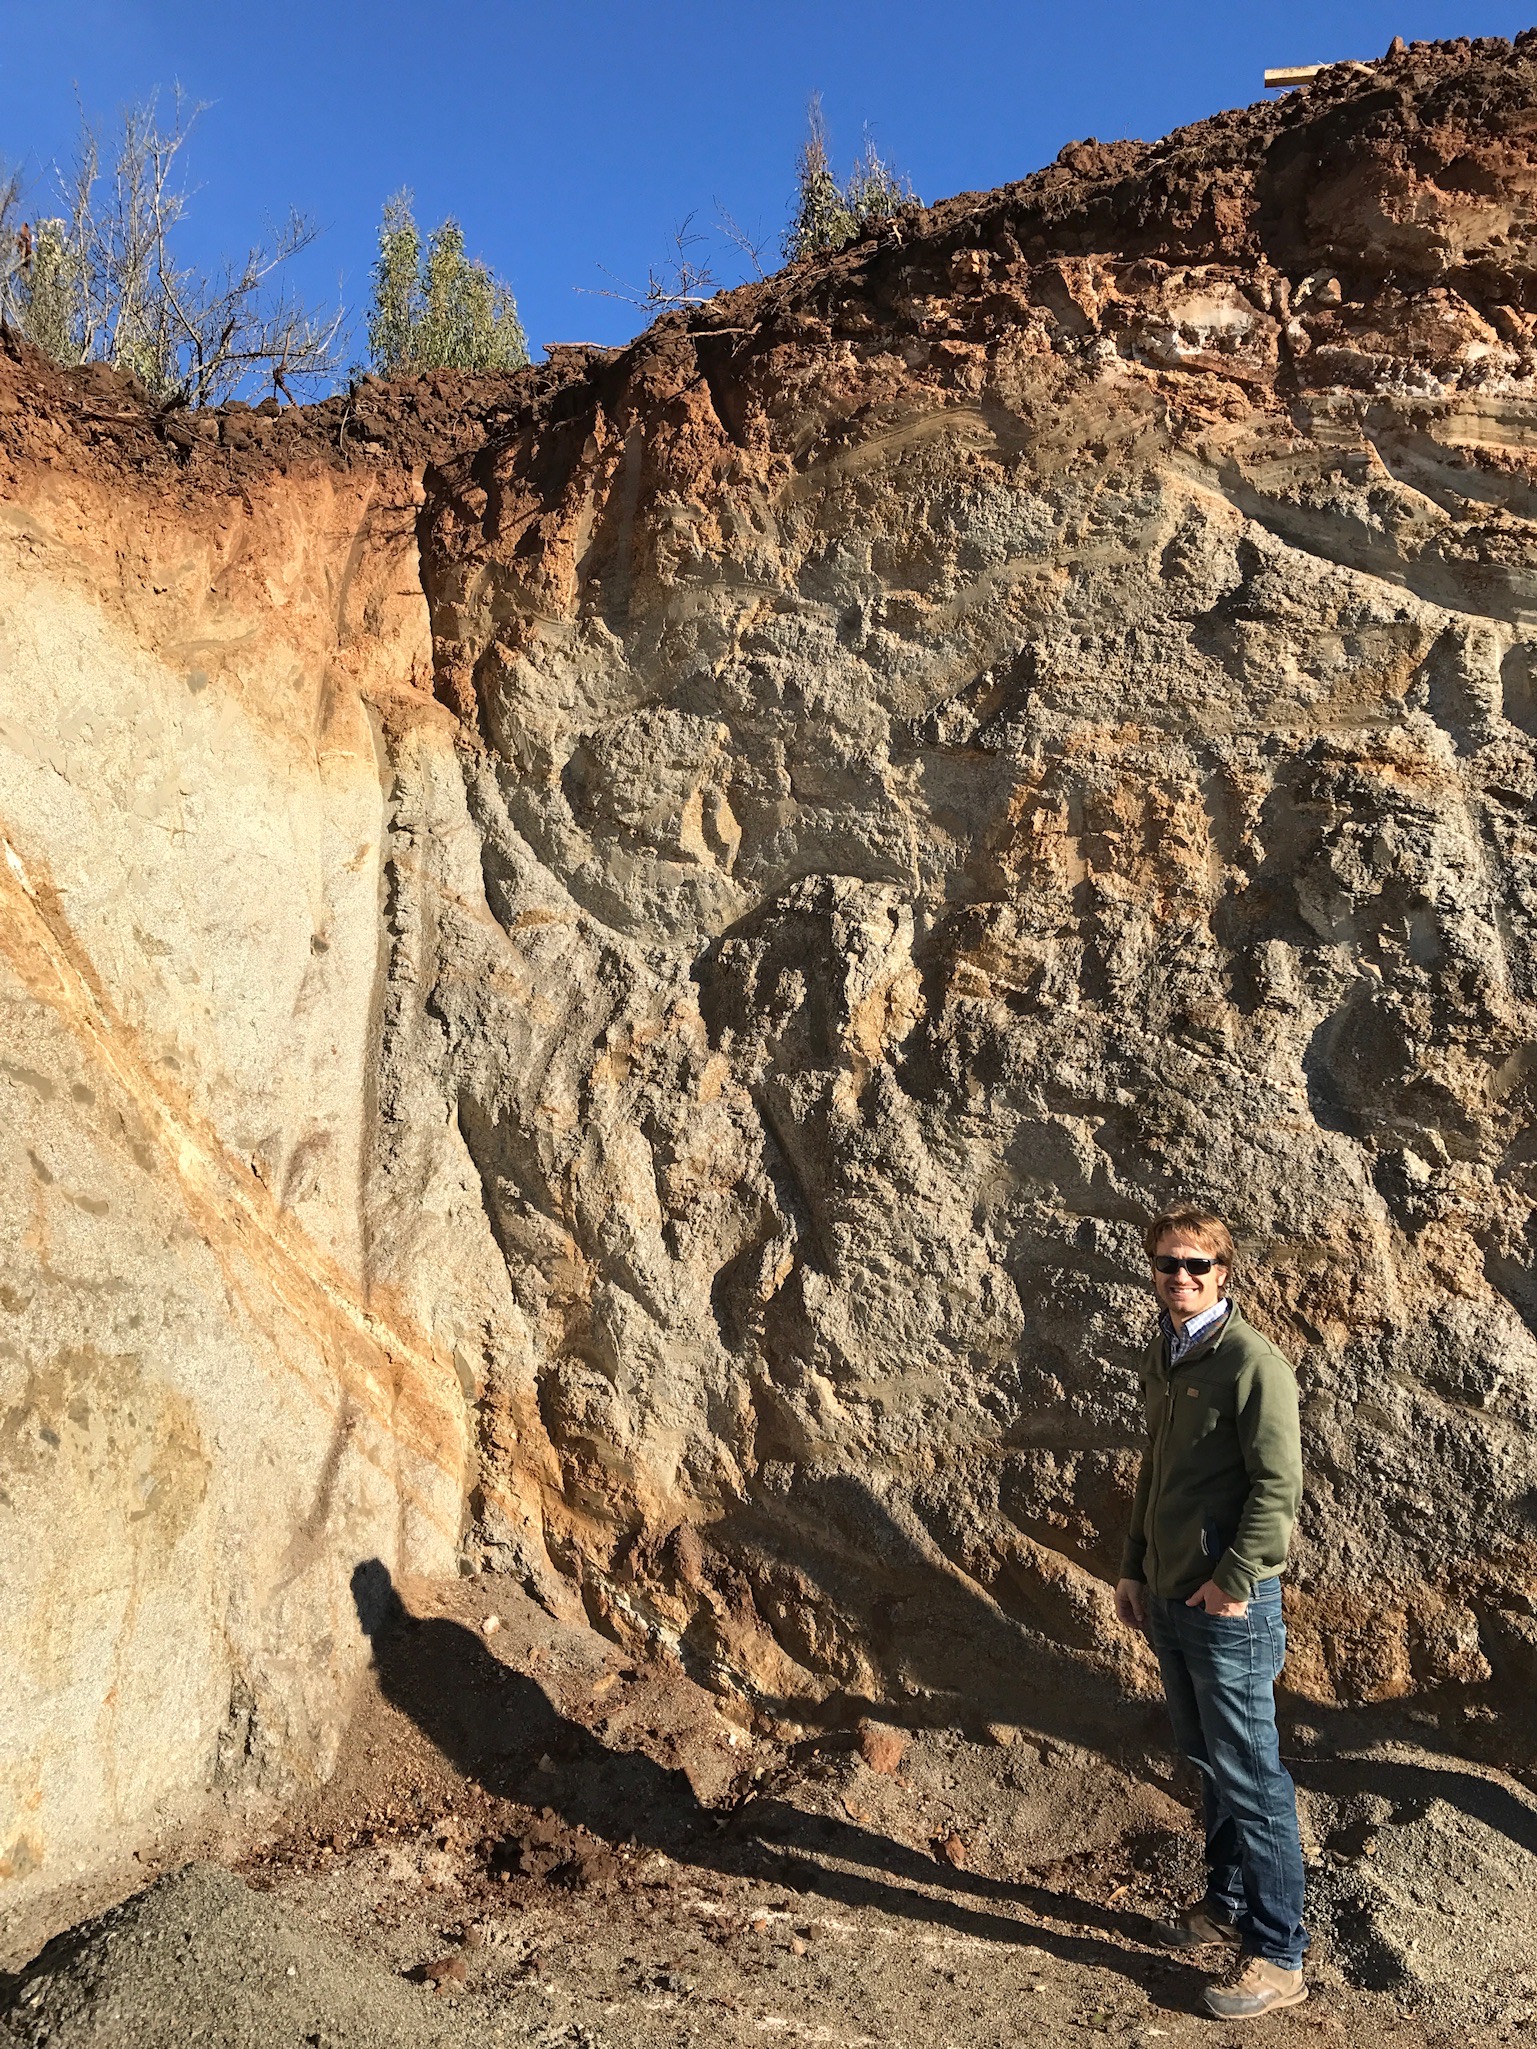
2, 1, 1533, 373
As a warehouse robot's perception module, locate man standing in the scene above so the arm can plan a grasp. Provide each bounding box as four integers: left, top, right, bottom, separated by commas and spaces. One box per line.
1114, 1208, 1308, 2021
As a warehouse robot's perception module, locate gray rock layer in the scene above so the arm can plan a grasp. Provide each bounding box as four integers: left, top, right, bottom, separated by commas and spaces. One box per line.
412, 357, 1537, 1735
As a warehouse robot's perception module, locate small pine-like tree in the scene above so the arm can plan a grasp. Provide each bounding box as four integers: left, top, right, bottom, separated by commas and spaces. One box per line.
366, 193, 420, 381
844, 137, 914, 231
366, 192, 528, 376
783, 98, 854, 263
782, 97, 916, 261
23, 220, 78, 365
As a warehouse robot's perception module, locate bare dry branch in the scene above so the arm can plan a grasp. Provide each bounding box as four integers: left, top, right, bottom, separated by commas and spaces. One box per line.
713, 202, 771, 281
9, 87, 345, 403
578, 214, 720, 314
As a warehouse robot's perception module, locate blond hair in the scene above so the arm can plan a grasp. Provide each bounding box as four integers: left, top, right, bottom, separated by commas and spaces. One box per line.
1143, 1208, 1235, 1278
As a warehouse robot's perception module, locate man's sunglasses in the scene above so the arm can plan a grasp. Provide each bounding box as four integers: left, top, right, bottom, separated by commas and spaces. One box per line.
1152, 1255, 1220, 1276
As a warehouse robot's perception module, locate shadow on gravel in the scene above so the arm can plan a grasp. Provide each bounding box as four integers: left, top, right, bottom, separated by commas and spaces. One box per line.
351, 1560, 1208, 2010
698, 1471, 1165, 1759
1294, 1754, 1537, 1859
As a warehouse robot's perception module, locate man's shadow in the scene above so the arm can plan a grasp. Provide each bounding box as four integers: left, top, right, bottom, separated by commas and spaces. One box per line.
350, 1559, 1205, 2003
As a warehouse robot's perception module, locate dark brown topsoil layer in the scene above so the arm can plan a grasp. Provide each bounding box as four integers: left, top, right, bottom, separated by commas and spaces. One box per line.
6, 28, 1537, 504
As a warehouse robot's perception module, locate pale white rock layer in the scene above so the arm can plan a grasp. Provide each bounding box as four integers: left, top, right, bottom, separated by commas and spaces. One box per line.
0, 467, 472, 1929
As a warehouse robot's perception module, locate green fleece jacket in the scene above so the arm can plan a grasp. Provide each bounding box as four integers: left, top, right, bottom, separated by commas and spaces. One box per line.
1120, 1304, 1302, 1602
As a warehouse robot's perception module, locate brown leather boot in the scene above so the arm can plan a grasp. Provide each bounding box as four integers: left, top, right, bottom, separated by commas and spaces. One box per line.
1203, 1954, 1308, 2020
1153, 1901, 1244, 1950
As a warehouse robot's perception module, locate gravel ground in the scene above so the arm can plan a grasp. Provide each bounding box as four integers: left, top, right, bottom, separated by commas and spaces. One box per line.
4, 1577, 1535, 2048
0, 1865, 458, 2049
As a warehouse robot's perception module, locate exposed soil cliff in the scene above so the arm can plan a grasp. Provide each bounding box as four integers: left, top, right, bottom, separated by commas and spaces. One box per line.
7, 31, 1537, 1957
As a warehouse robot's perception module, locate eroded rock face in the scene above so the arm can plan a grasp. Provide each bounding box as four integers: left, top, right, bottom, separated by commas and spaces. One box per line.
405, 34, 1537, 1734
416, 366, 1537, 1729
0, 442, 471, 1922
8, 28, 1537, 1926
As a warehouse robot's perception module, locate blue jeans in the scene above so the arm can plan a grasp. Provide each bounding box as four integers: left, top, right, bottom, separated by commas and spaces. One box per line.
1145, 1577, 1308, 1970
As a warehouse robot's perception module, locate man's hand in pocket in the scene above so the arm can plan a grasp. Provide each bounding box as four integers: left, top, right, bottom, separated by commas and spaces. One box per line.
1185, 1580, 1248, 1617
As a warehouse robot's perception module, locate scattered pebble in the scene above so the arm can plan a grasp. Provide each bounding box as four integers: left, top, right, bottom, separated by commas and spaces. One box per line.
857, 1720, 908, 1775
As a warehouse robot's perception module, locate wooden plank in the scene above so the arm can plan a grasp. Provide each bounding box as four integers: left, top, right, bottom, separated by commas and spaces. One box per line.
1264, 64, 1326, 87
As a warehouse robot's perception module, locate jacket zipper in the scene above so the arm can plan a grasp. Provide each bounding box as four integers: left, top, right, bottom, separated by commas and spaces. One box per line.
1147, 1368, 1176, 1589
1146, 1317, 1230, 1590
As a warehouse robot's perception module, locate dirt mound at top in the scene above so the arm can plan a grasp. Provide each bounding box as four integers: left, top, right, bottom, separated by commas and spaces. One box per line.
0, 1864, 458, 2049
875, 30, 1537, 286
10, 30, 1537, 499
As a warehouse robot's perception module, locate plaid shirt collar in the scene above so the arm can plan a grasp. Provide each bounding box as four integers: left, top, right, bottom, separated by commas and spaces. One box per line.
1160, 1296, 1232, 1365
